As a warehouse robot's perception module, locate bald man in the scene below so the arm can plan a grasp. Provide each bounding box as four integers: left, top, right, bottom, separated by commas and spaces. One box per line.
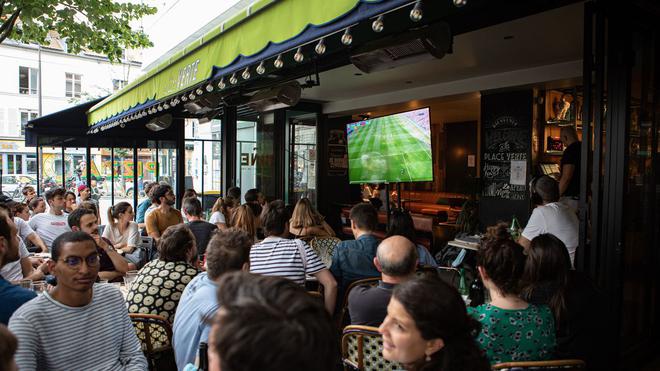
347, 235, 418, 326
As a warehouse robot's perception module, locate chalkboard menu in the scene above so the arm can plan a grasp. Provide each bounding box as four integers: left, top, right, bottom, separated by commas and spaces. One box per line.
479, 90, 533, 228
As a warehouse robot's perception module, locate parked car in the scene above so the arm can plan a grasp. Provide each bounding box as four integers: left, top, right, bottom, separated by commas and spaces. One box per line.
1, 175, 37, 200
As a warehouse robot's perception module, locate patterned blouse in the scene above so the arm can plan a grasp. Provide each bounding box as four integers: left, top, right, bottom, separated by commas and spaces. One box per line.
468, 303, 556, 365
126, 259, 199, 322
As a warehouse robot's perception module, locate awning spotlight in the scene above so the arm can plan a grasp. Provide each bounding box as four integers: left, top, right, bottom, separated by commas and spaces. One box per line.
205, 83, 214, 92
372, 15, 384, 32
315, 38, 326, 55
453, 0, 467, 7
410, 1, 423, 22
341, 28, 353, 45
229, 73, 238, 84
294, 47, 304, 63
256, 61, 266, 75
242, 67, 251, 80
274, 54, 284, 68
218, 78, 226, 89
196, 88, 204, 95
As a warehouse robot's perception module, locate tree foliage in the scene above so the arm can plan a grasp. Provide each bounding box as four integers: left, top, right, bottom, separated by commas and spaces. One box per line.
0, 0, 156, 62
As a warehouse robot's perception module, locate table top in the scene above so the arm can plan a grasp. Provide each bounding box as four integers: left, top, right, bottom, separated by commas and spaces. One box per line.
447, 236, 481, 251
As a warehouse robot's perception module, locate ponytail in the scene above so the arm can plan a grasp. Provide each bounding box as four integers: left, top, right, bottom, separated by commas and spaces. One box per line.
107, 206, 116, 229
107, 202, 132, 229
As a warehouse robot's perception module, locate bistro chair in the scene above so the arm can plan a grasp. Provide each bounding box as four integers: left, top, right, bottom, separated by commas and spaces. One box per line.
129, 313, 176, 371
342, 325, 402, 371
339, 277, 380, 328
436, 266, 461, 289
310, 236, 341, 268
491, 359, 586, 370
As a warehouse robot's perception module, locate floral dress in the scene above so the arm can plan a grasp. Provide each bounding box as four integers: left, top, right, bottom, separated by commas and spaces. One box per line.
126, 259, 199, 322
468, 303, 556, 365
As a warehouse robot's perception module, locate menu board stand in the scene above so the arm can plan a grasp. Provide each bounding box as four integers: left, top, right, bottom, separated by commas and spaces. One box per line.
479, 90, 533, 229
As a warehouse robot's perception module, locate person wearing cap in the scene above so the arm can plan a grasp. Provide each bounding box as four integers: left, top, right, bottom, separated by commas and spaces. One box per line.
77, 184, 91, 203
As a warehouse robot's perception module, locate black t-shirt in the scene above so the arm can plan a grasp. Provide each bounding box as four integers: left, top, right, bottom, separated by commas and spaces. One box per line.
186, 220, 218, 256
347, 281, 395, 327
560, 141, 581, 197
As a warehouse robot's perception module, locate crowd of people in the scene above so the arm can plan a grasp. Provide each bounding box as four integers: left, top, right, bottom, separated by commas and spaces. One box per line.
0, 175, 600, 371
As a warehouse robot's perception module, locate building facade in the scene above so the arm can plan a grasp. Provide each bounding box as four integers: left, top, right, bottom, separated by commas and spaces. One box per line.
0, 38, 141, 192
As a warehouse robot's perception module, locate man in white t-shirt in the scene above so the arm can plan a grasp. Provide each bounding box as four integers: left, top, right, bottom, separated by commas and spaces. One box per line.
14, 216, 47, 253
28, 188, 71, 250
519, 175, 579, 265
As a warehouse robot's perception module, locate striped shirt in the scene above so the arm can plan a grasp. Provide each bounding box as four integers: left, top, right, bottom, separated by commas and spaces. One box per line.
9, 284, 148, 371
250, 236, 326, 285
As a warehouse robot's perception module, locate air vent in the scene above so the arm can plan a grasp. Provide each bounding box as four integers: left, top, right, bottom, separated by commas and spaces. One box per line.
350, 22, 452, 73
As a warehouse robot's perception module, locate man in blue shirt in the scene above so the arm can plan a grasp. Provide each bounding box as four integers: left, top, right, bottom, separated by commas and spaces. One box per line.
136, 182, 157, 229
0, 204, 36, 325
330, 203, 381, 309
172, 229, 252, 370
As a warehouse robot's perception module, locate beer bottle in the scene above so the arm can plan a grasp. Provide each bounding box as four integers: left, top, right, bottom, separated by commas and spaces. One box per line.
468, 277, 485, 307
198, 342, 208, 371
510, 215, 521, 240
458, 268, 469, 302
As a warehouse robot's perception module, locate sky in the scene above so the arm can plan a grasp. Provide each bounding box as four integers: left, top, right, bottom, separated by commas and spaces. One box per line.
139, 0, 242, 68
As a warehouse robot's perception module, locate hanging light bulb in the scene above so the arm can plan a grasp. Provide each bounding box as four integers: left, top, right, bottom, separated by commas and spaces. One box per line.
205, 83, 214, 92
453, 0, 467, 7
256, 61, 266, 75
181, 95, 188, 102
218, 78, 226, 89
189, 92, 196, 100
341, 27, 353, 45
315, 38, 326, 55
274, 54, 284, 68
242, 67, 251, 80
164, 103, 170, 110
294, 47, 304, 63
157, 105, 163, 112
196, 88, 204, 95
372, 15, 384, 32
410, 1, 423, 22
229, 73, 238, 84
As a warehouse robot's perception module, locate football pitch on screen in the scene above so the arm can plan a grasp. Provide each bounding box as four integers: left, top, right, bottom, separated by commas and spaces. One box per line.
348, 114, 433, 183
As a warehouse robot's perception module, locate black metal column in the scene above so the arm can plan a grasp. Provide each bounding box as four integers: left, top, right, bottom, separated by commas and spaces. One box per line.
175, 118, 186, 209
222, 105, 237, 196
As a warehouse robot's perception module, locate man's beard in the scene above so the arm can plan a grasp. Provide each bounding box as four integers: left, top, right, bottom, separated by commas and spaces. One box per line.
166, 199, 175, 206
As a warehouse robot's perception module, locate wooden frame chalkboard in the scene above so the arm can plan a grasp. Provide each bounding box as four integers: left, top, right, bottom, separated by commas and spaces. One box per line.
479, 90, 533, 229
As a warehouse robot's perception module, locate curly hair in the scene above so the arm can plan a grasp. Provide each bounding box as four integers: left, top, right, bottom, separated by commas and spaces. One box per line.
392, 277, 490, 371
478, 223, 527, 296
157, 224, 196, 262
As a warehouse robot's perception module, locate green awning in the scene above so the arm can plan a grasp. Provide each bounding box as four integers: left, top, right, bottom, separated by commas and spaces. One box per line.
88, 0, 393, 126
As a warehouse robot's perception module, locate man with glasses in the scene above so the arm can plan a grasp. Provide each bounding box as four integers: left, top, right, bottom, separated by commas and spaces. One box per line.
145, 184, 183, 241
28, 188, 71, 250
68, 208, 128, 282
8, 231, 147, 370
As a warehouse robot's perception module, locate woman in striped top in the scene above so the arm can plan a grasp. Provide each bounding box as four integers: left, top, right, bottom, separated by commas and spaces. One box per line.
250, 200, 337, 313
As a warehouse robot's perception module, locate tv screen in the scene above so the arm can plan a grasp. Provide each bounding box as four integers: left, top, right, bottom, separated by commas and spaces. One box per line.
347, 107, 433, 184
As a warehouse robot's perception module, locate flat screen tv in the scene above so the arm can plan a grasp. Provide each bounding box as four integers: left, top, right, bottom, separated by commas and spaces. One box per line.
347, 107, 433, 184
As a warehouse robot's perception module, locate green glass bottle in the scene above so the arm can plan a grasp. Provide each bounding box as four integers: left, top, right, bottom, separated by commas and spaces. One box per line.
510, 215, 521, 240
458, 268, 469, 301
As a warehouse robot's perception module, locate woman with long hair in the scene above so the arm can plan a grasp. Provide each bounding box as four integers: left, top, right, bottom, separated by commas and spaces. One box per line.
379, 276, 490, 371
230, 204, 257, 241
469, 223, 556, 365
103, 202, 142, 267
64, 191, 77, 213
288, 198, 335, 239
386, 210, 438, 267
209, 196, 236, 231
522, 233, 603, 367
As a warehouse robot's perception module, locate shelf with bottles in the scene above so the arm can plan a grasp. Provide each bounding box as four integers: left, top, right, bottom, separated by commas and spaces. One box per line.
545, 89, 583, 127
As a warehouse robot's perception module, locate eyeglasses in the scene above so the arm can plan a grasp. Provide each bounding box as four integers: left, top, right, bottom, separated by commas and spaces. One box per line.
58, 254, 100, 269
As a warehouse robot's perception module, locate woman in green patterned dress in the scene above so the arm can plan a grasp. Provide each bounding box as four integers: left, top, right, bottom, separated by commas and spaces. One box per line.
468, 223, 556, 365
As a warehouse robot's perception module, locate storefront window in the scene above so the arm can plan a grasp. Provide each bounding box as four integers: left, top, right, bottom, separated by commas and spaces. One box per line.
137, 148, 157, 209
158, 144, 177, 192
287, 112, 318, 206
184, 119, 222, 211
63, 148, 86, 193
255, 112, 277, 200
91, 148, 112, 224
236, 120, 257, 202
112, 148, 135, 213
40, 147, 63, 193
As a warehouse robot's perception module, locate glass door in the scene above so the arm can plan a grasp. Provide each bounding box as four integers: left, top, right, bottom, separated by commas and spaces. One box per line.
286, 111, 318, 206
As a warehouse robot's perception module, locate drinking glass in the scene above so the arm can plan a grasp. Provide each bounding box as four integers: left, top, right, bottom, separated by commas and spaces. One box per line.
32, 281, 47, 294
19, 279, 33, 290
123, 271, 138, 287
